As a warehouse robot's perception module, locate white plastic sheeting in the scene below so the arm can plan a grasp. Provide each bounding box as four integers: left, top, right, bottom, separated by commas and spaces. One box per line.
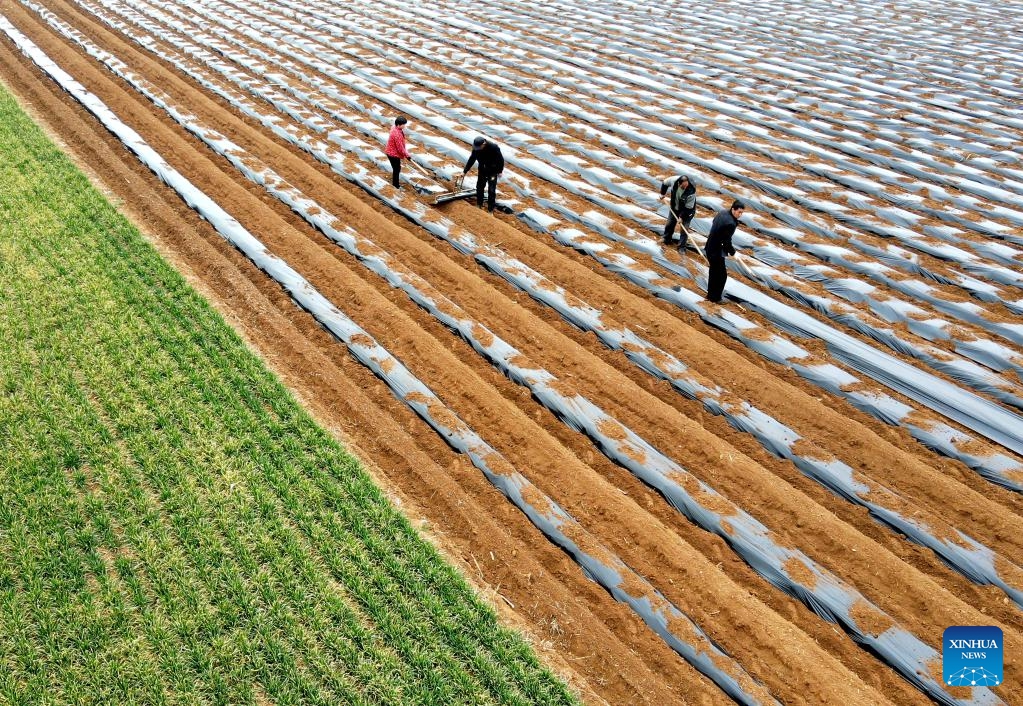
74, 0, 1023, 492
0, 13, 795, 703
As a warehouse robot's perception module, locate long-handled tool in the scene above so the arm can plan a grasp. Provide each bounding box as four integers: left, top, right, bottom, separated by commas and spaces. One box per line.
407, 159, 438, 183
431, 173, 476, 206
671, 210, 710, 264
401, 160, 474, 204
731, 252, 761, 282
407, 160, 452, 191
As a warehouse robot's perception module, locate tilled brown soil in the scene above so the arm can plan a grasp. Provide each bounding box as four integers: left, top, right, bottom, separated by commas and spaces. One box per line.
3, 1, 1022, 703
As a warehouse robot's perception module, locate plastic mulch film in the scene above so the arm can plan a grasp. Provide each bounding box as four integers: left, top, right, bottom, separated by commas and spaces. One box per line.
206, 0, 1023, 384
476, 0, 1023, 225
60, 4, 1023, 616
61, 0, 1023, 491
1, 14, 787, 704
107, 0, 1023, 417
141, 0, 1023, 332
343, 0, 1023, 298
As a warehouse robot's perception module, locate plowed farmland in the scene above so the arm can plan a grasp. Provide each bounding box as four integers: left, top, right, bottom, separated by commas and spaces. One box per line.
2, 0, 1021, 703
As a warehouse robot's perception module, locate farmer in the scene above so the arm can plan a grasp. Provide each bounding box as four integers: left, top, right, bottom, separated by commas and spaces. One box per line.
461, 136, 505, 212
704, 200, 745, 303
659, 174, 697, 248
384, 116, 411, 188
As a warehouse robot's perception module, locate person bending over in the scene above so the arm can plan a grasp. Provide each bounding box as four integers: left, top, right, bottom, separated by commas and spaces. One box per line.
462, 136, 505, 212
660, 174, 697, 248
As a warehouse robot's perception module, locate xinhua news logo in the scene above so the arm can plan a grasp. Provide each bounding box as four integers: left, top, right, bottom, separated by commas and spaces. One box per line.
943, 626, 1003, 688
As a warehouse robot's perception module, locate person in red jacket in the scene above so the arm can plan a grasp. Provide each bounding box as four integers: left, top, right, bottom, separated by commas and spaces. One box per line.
384, 116, 411, 188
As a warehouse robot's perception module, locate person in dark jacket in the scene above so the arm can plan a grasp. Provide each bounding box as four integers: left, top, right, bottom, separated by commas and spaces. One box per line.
659, 174, 697, 248
704, 200, 745, 303
384, 116, 411, 188
462, 136, 505, 212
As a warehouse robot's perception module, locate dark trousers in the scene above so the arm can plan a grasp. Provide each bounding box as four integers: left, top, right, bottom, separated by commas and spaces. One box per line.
663, 211, 692, 247
476, 174, 498, 210
707, 255, 728, 302
388, 156, 401, 187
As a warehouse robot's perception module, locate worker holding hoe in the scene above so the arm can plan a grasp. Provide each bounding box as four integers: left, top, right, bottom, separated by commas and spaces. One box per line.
659, 173, 697, 248
461, 136, 505, 212
705, 200, 745, 303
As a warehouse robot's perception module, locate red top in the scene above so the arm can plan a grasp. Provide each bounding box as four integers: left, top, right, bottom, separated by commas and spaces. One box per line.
385, 125, 410, 159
